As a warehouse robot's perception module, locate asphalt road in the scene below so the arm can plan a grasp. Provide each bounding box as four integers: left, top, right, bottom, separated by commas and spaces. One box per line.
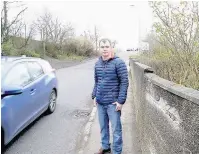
4, 51, 138, 154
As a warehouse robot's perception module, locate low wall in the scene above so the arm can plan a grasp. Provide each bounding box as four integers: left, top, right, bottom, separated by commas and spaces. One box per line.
129, 58, 199, 154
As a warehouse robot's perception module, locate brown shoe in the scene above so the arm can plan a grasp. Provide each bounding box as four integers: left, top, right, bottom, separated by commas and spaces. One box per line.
94, 147, 111, 154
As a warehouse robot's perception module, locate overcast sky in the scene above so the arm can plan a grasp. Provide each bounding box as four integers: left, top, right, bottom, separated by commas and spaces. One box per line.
6, 0, 153, 50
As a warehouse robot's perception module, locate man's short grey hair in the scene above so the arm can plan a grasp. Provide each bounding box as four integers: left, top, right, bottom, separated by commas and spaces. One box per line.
99, 38, 112, 47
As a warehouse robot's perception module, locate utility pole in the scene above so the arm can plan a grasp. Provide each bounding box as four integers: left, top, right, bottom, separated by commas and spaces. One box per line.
94, 25, 98, 52
2, 1, 8, 43
42, 27, 46, 58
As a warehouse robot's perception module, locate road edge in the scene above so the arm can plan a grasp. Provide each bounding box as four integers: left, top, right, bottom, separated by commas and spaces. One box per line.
77, 106, 97, 154
53, 57, 97, 71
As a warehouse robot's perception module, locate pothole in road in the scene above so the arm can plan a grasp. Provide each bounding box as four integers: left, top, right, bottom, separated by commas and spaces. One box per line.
71, 110, 90, 118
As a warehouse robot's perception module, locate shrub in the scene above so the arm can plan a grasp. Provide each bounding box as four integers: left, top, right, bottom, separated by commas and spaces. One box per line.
63, 37, 94, 56
138, 50, 199, 90
20, 50, 41, 58
2, 41, 17, 56
45, 43, 61, 58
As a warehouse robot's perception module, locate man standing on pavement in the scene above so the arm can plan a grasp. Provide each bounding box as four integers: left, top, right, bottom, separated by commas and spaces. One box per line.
92, 38, 129, 154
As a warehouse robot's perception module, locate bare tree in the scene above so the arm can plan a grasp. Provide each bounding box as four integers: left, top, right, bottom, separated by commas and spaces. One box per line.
82, 30, 93, 41
94, 25, 100, 51
82, 25, 100, 51
35, 11, 74, 43
146, 1, 199, 88
150, 1, 199, 54
9, 21, 36, 49
34, 10, 75, 57
1, 1, 27, 44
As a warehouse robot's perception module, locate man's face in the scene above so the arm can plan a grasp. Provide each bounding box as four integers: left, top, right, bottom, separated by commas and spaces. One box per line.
99, 41, 112, 58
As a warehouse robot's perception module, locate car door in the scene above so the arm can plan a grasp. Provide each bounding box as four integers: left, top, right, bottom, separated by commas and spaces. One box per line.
27, 61, 48, 115
2, 62, 36, 138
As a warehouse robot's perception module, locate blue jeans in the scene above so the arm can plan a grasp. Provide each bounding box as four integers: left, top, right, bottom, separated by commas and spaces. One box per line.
97, 103, 123, 154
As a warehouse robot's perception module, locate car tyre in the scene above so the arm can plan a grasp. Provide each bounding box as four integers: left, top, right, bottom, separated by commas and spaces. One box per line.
46, 89, 57, 114
1, 129, 4, 153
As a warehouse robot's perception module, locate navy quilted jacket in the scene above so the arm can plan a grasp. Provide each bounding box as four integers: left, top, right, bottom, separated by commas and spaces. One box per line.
92, 56, 129, 105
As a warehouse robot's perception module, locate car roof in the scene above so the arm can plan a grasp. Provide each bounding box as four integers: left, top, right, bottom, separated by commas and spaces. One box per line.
1, 56, 49, 80
1, 56, 41, 63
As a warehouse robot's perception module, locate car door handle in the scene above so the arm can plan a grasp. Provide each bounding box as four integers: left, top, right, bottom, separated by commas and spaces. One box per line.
30, 89, 36, 95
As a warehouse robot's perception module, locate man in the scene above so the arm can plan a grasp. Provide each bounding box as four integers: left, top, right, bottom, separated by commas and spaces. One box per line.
92, 38, 129, 154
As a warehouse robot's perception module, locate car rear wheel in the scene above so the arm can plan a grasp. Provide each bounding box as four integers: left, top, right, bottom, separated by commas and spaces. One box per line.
1, 128, 4, 153
46, 89, 57, 114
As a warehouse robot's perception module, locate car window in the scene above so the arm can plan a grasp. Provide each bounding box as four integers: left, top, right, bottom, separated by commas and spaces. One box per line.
28, 61, 44, 80
40, 60, 53, 73
4, 62, 31, 87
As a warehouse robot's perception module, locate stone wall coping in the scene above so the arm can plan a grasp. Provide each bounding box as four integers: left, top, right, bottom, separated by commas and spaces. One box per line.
145, 73, 199, 106
129, 59, 199, 105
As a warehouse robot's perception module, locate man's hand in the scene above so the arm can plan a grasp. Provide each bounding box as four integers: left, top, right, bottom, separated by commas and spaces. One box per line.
93, 98, 97, 107
112, 102, 123, 111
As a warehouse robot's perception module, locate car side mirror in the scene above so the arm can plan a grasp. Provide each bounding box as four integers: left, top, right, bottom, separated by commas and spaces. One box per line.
1, 85, 23, 98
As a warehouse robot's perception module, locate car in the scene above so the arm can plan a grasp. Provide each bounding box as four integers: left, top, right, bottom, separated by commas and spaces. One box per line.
126, 48, 134, 52
1, 56, 58, 150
